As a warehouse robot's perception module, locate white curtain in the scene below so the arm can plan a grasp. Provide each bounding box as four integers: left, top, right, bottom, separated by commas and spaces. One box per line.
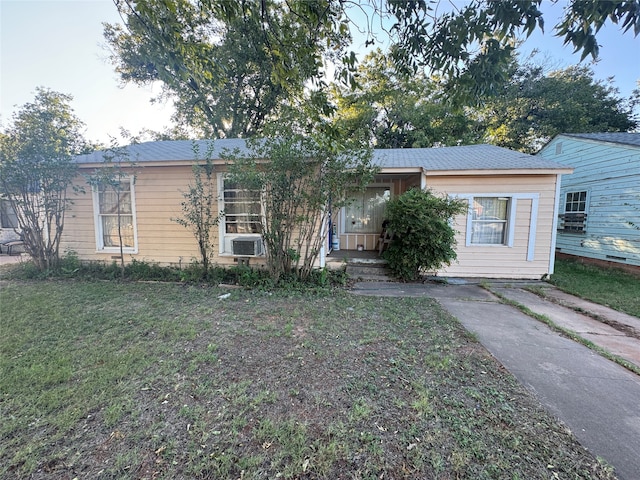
471, 197, 508, 244
101, 216, 134, 248
345, 187, 390, 234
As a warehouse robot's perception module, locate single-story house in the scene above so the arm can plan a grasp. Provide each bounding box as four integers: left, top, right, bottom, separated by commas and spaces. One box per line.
60, 139, 572, 279
537, 132, 640, 271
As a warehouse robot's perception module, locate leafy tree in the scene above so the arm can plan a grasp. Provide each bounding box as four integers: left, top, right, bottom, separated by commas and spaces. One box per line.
105, 0, 352, 138
0, 88, 88, 270
136, 125, 194, 142
384, 189, 467, 282
480, 61, 637, 153
386, 0, 640, 101
337, 50, 636, 153
331, 50, 483, 148
630, 80, 640, 126
224, 112, 377, 283
105, 0, 640, 122
172, 142, 220, 277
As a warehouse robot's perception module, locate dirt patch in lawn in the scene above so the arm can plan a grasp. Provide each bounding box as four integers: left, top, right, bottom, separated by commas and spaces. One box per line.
1, 281, 616, 479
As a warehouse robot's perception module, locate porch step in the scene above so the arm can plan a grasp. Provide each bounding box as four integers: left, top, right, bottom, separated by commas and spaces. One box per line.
345, 259, 394, 282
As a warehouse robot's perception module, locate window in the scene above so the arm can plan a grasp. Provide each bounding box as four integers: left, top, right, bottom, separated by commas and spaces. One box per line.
222, 179, 262, 234
471, 197, 510, 244
565, 191, 587, 213
561, 191, 587, 233
344, 187, 390, 234
1, 200, 18, 229
93, 178, 137, 252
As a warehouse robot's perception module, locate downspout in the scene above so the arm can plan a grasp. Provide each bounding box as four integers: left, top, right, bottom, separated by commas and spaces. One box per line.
549, 173, 563, 275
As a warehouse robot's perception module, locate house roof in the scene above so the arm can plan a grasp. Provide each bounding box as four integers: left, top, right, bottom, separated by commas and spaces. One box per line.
74, 139, 250, 164
557, 132, 640, 148
371, 144, 566, 171
75, 139, 568, 172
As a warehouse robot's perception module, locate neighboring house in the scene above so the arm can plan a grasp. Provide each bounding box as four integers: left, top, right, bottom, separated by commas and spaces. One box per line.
538, 133, 640, 270
60, 139, 572, 279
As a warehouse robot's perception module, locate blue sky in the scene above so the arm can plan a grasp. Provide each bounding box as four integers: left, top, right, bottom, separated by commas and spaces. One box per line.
1, 0, 639, 144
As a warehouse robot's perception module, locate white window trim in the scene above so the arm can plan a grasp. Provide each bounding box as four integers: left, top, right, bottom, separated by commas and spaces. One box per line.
561, 189, 590, 214
217, 175, 264, 256
92, 176, 138, 254
558, 188, 590, 235
454, 193, 539, 261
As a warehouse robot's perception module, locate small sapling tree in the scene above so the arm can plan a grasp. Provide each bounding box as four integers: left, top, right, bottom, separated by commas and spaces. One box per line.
384, 188, 467, 282
86, 135, 138, 278
172, 142, 220, 278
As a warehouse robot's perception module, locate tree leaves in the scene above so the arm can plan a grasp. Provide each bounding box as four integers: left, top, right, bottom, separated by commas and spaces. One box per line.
0, 88, 87, 270
480, 61, 637, 152
555, 0, 640, 60
105, 1, 639, 138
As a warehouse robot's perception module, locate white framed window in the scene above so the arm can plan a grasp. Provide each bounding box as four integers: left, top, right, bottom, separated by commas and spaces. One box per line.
92, 177, 138, 253
470, 196, 511, 245
565, 190, 587, 213
218, 177, 263, 255
456, 193, 538, 260
560, 190, 588, 233
344, 186, 390, 234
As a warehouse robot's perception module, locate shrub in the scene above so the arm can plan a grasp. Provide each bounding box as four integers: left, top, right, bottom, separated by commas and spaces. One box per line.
384, 189, 466, 282
1, 254, 348, 291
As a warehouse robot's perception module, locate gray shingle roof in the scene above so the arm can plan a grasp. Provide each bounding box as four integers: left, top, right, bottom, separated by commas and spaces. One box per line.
371, 144, 566, 170
74, 139, 251, 164
562, 132, 640, 148
75, 139, 567, 171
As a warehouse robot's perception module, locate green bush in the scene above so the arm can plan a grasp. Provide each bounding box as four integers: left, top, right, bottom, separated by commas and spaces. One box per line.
125, 259, 176, 281
1, 253, 347, 291
384, 189, 467, 282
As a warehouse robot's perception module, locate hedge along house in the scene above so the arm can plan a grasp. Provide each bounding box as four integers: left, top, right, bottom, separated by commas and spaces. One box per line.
61, 139, 571, 279
537, 133, 640, 271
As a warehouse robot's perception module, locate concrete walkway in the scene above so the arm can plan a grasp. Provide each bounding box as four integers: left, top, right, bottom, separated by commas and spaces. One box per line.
351, 280, 640, 480
0, 253, 27, 265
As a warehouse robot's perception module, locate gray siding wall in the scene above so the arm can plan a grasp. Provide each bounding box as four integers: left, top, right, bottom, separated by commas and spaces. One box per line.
539, 136, 640, 267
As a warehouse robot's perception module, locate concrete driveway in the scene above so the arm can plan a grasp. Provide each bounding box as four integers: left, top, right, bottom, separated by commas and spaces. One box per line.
0, 253, 27, 266
352, 280, 640, 480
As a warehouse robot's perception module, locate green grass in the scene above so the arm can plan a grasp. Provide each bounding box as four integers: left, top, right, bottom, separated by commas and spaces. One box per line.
550, 258, 640, 317
0, 279, 615, 479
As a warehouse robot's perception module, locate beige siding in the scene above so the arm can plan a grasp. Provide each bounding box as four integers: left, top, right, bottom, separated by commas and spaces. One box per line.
335, 173, 560, 279
427, 174, 558, 278
61, 165, 266, 267
61, 165, 561, 278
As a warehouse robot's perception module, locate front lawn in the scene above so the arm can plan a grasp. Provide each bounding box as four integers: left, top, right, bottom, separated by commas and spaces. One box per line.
1, 280, 614, 479
550, 258, 640, 317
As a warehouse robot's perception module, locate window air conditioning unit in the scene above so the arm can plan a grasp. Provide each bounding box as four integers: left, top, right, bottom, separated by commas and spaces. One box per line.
232, 237, 263, 256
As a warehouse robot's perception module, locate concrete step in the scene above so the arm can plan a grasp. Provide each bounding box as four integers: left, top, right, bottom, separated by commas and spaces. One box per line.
346, 264, 391, 276
350, 273, 394, 282
345, 261, 394, 282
